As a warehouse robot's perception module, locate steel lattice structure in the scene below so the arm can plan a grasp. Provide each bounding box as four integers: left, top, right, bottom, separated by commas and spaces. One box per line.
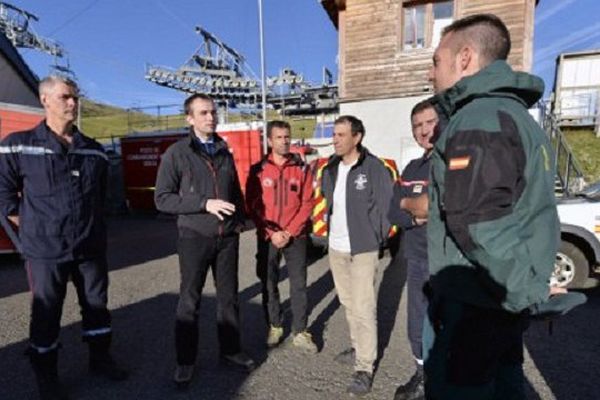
145, 26, 337, 115
0, 2, 75, 79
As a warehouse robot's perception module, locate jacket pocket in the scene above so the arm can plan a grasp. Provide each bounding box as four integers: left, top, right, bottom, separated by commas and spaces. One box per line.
22, 154, 54, 196
78, 155, 106, 195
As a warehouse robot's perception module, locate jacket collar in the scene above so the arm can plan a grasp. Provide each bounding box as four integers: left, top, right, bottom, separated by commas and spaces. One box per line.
433, 60, 544, 119
262, 152, 303, 168
187, 128, 228, 155
34, 120, 89, 152
327, 145, 369, 171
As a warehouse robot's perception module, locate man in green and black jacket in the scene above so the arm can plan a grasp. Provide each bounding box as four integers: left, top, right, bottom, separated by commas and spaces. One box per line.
421, 14, 566, 400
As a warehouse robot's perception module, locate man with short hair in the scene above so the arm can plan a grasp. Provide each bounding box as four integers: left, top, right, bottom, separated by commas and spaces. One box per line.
245, 120, 317, 352
424, 14, 565, 399
321, 115, 394, 396
0, 76, 128, 400
388, 100, 438, 400
155, 93, 255, 388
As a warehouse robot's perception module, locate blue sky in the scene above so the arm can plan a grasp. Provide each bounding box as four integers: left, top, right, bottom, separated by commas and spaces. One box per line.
10, 0, 600, 108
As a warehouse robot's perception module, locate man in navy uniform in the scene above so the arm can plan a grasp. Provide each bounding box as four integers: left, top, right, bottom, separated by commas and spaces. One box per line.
0, 76, 127, 400
388, 100, 438, 400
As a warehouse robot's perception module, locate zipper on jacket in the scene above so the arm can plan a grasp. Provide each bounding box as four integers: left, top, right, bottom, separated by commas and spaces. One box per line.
277, 168, 284, 227
204, 159, 223, 237
284, 177, 289, 206
431, 162, 448, 255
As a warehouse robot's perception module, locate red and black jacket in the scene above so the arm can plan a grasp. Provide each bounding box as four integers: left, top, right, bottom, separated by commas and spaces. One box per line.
245, 153, 314, 240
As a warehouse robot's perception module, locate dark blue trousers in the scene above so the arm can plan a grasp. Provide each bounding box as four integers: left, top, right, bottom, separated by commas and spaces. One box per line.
26, 258, 111, 351
406, 257, 429, 361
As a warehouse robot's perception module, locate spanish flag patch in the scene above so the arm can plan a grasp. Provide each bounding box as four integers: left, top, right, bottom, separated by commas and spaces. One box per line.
449, 156, 471, 170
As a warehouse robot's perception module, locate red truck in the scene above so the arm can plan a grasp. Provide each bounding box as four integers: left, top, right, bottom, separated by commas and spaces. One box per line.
120, 123, 263, 211
0, 104, 45, 253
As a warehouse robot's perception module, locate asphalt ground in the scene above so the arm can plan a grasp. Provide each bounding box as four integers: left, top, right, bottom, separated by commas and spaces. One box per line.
0, 214, 599, 400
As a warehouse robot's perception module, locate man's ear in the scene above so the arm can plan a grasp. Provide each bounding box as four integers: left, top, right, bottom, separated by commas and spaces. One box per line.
459, 45, 473, 72
185, 113, 193, 125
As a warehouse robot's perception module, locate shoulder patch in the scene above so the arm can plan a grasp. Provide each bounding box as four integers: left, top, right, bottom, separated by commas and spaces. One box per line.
448, 155, 471, 170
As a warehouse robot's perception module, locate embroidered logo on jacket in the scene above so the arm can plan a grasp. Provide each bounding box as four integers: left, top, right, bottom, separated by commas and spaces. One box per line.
354, 174, 368, 190
262, 178, 274, 187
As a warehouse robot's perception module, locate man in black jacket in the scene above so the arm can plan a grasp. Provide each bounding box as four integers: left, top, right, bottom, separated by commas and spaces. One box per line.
155, 93, 255, 387
388, 100, 438, 400
321, 115, 395, 396
0, 76, 127, 400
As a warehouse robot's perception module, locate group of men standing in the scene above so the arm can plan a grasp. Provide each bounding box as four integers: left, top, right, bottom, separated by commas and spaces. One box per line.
0, 12, 572, 400
154, 93, 397, 396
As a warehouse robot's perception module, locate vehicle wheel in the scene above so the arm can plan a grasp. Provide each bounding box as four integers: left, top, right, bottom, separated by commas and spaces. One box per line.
552, 241, 589, 289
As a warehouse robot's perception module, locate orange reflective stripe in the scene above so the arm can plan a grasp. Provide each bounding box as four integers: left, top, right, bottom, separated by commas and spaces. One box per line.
314, 186, 321, 199
313, 199, 327, 217
313, 220, 327, 236
380, 158, 399, 181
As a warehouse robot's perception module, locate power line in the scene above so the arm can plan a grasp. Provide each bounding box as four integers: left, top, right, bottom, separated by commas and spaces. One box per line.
48, 0, 101, 36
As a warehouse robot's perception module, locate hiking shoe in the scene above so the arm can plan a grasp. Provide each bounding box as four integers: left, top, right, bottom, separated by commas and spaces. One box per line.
266, 325, 284, 348
393, 367, 425, 400
221, 352, 256, 371
173, 364, 194, 388
347, 370, 373, 396
334, 347, 355, 366
292, 331, 318, 353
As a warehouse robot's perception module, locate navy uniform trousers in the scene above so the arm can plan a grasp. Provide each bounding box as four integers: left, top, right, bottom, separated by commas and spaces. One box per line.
26, 257, 111, 351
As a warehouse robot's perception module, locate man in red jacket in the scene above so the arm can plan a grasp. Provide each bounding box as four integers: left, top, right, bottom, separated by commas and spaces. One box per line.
246, 120, 317, 352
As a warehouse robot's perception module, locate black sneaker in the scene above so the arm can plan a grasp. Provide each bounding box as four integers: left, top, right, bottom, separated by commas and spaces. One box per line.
334, 347, 355, 366
173, 364, 194, 388
347, 371, 373, 396
393, 367, 424, 400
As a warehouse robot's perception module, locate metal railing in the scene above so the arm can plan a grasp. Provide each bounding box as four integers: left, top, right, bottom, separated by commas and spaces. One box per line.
540, 103, 587, 196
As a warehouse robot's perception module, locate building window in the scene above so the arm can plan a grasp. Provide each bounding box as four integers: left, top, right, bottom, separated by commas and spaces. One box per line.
402, 1, 454, 51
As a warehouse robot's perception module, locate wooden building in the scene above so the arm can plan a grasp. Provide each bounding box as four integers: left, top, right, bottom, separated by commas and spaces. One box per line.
321, 0, 538, 166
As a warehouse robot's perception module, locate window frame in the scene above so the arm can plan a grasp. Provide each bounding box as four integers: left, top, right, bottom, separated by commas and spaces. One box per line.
399, 0, 458, 52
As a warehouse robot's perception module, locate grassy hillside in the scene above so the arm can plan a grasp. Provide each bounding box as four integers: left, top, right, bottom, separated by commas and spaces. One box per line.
79, 99, 187, 140
79, 99, 317, 142
562, 128, 600, 183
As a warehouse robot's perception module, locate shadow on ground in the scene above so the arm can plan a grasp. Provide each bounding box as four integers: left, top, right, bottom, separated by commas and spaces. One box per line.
0, 293, 265, 400
0, 214, 178, 299
377, 248, 407, 367
524, 286, 600, 400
